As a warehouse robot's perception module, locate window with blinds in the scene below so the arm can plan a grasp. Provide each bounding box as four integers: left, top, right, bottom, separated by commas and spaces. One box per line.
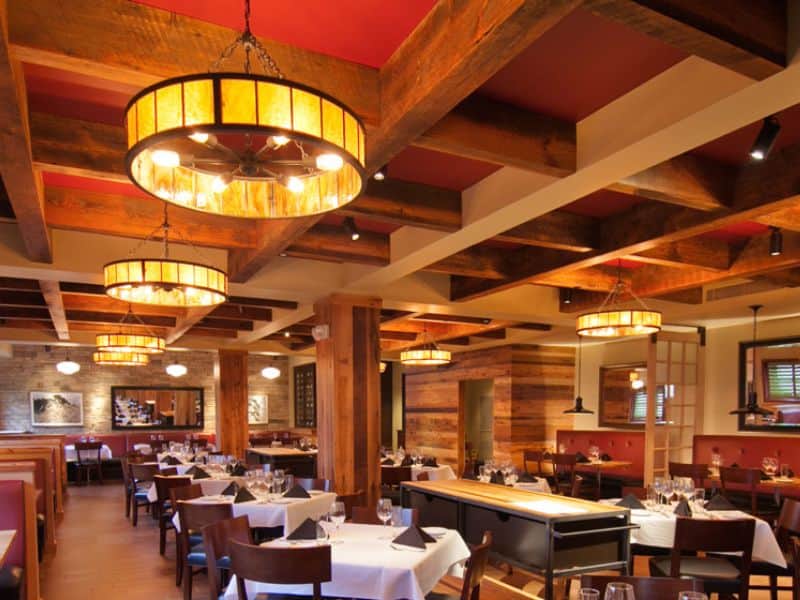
764, 360, 800, 402
630, 385, 668, 423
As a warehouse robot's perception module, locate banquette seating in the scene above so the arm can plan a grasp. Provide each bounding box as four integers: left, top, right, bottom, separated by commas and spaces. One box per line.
0, 480, 40, 600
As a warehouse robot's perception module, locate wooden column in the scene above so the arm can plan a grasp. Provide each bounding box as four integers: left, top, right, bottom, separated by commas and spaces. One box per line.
215, 349, 249, 458
314, 294, 381, 506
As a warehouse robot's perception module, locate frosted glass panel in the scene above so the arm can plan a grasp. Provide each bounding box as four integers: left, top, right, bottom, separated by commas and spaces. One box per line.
685, 343, 697, 364
657, 341, 669, 361
684, 364, 697, 385
656, 362, 668, 383
671, 342, 683, 362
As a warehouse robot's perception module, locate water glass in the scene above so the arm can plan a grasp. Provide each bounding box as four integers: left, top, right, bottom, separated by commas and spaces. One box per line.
273, 469, 285, 495
781, 463, 791, 479
677, 592, 708, 600
329, 501, 346, 544
579, 589, 600, 600
645, 485, 656, 508
377, 498, 393, 539
604, 581, 635, 600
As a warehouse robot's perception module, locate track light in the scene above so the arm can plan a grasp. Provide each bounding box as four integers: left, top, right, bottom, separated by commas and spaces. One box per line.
769, 227, 783, 256
749, 116, 780, 161
344, 217, 360, 241
561, 288, 573, 305
373, 165, 387, 181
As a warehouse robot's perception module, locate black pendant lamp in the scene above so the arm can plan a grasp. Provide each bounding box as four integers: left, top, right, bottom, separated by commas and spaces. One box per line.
564, 336, 594, 414
730, 305, 774, 416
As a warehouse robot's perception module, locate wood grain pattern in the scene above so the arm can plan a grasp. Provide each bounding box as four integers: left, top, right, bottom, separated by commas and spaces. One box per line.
0, 448, 56, 550
214, 350, 248, 458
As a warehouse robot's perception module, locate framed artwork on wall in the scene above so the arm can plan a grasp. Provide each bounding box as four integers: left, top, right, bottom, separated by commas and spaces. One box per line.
248, 394, 269, 425
30, 391, 84, 427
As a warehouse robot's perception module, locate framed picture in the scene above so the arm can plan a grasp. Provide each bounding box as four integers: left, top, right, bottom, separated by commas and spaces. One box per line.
30, 391, 84, 427
111, 386, 204, 430
248, 394, 269, 425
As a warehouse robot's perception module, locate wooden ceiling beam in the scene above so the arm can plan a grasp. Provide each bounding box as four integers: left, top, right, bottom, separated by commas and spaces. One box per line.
287, 224, 388, 266
38, 279, 68, 340
65, 309, 175, 328
0, 277, 39, 291
0, 2, 51, 262
197, 317, 253, 331
165, 307, 218, 345
426, 247, 509, 280
438, 336, 472, 346
227, 296, 298, 310
0, 290, 45, 306
416, 94, 575, 177
61, 293, 180, 317
8, 0, 379, 124
209, 304, 271, 322
184, 327, 238, 339
494, 211, 597, 253
634, 238, 732, 271
471, 329, 507, 340
583, 0, 786, 80
369, 0, 581, 169
378, 330, 419, 342
0, 306, 50, 320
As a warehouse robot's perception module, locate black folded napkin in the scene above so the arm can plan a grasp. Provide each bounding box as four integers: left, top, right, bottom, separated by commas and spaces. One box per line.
221, 482, 239, 496
381, 458, 395, 466
673, 497, 692, 517
730, 462, 739, 468
489, 471, 504, 485
575, 452, 589, 463
286, 517, 324, 540
283, 484, 311, 499
761, 470, 772, 481
600, 453, 612, 462
615, 493, 645, 509
705, 493, 737, 511
400, 456, 413, 467
518, 472, 538, 483
461, 470, 477, 480
422, 457, 438, 467
162, 455, 181, 465
189, 466, 210, 480
231, 464, 247, 477
234, 488, 256, 503
392, 525, 436, 549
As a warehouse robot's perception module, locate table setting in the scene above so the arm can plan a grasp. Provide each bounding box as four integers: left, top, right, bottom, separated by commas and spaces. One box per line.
145, 461, 247, 502
380, 447, 456, 481
64, 443, 113, 462
472, 460, 552, 493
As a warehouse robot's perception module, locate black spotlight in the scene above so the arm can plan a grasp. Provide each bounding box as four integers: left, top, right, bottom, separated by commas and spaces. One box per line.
344, 217, 360, 241
373, 165, 387, 181
561, 288, 573, 305
769, 227, 783, 256
749, 116, 780, 161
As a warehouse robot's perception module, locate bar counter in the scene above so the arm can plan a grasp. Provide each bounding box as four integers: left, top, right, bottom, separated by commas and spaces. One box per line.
401, 479, 633, 599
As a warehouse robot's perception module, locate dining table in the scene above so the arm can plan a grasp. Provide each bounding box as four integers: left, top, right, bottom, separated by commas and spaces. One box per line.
382, 463, 457, 481
64, 443, 113, 462
145, 472, 245, 502
0, 530, 16, 567
173, 491, 336, 534
222, 522, 471, 600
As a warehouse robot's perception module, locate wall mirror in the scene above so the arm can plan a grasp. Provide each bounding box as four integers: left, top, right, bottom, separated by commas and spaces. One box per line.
599, 363, 667, 428
111, 386, 204, 430
738, 336, 800, 432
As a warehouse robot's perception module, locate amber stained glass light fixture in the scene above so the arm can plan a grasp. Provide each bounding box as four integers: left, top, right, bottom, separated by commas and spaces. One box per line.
400, 330, 451, 367
95, 305, 166, 354
123, 0, 366, 219
93, 351, 150, 366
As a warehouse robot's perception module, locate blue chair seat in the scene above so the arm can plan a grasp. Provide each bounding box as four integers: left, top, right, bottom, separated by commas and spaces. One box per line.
186, 544, 207, 567
188, 533, 203, 546
0, 565, 23, 593
133, 491, 150, 500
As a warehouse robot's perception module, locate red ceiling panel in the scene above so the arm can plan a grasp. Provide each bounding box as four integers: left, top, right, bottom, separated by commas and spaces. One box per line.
700, 222, 770, 244
133, 0, 436, 68
561, 189, 644, 218
388, 147, 501, 191
42, 172, 150, 199
478, 8, 686, 123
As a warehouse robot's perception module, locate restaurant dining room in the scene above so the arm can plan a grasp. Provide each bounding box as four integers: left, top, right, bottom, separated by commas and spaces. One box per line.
2, 1, 800, 599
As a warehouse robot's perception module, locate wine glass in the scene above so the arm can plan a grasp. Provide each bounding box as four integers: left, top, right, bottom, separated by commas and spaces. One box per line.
273, 469, 285, 495
579, 589, 600, 600
662, 479, 675, 505
478, 465, 489, 483
653, 477, 665, 506
377, 498, 393, 539
677, 593, 708, 600
589, 445, 600, 463
329, 501, 346, 544
603, 581, 635, 600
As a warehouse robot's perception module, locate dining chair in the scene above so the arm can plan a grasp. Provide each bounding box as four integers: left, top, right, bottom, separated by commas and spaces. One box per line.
129, 462, 159, 526
229, 540, 332, 600
548, 453, 586, 497
336, 490, 364, 520
743, 497, 800, 600
351, 506, 419, 526
170, 484, 203, 586
669, 461, 710, 488
581, 575, 704, 600
523, 450, 546, 477
74, 441, 103, 485
649, 516, 755, 599
295, 478, 332, 492
177, 501, 233, 599
154, 475, 192, 555
720, 466, 779, 519
381, 466, 411, 503
416, 471, 430, 482
425, 531, 492, 600
120, 452, 145, 518
202, 515, 253, 600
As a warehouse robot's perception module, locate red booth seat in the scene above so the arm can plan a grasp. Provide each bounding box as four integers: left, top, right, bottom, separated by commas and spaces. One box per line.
63, 431, 216, 457
556, 430, 645, 482
64, 434, 127, 458
0, 479, 39, 600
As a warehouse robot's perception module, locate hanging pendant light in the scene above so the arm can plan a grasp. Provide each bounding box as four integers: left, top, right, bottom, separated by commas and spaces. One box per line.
93, 351, 150, 366
166, 361, 188, 377
400, 329, 451, 367
261, 366, 281, 380
576, 262, 661, 337
123, 0, 365, 219
103, 203, 227, 307
730, 305, 774, 416
56, 356, 80, 375
95, 305, 166, 354
564, 336, 594, 414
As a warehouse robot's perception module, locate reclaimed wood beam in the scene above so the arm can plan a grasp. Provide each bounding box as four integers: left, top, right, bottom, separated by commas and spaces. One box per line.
165, 306, 217, 345
38, 279, 68, 340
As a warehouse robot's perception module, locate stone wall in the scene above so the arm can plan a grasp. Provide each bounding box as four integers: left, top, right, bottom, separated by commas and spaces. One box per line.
0, 345, 290, 434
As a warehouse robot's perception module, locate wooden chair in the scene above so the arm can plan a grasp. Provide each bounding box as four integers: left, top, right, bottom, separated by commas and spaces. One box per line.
426, 531, 492, 600
649, 516, 755, 599
336, 490, 364, 520
381, 466, 411, 503
669, 461, 710, 488
581, 575, 704, 600
203, 516, 253, 600
351, 506, 418, 526
229, 540, 332, 600
154, 475, 192, 555
73, 442, 103, 485
129, 462, 158, 526
416, 471, 430, 482
170, 484, 203, 586
177, 501, 233, 599
295, 478, 332, 492
523, 450, 546, 477
720, 466, 779, 519
548, 453, 582, 496
744, 497, 800, 600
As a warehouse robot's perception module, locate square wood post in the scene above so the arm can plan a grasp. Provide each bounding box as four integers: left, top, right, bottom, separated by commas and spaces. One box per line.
215, 349, 249, 458
314, 295, 381, 507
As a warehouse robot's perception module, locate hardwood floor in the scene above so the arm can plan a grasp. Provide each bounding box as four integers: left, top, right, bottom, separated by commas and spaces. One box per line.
39, 484, 791, 599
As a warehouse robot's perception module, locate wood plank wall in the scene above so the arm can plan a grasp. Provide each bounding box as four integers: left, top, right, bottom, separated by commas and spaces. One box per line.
404, 344, 574, 471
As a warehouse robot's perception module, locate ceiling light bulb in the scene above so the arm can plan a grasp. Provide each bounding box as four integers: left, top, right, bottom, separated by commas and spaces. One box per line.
166, 362, 187, 377
56, 359, 80, 375
271, 135, 290, 147
212, 173, 233, 194
151, 149, 181, 168
749, 116, 781, 162
261, 366, 281, 380
188, 132, 209, 144
769, 227, 783, 256
286, 176, 304, 193
750, 149, 764, 161
174, 190, 193, 204
315, 153, 344, 172
373, 165, 387, 181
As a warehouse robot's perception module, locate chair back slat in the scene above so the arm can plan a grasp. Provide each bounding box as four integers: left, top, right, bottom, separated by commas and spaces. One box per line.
775, 498, 800, 547
460, 530, 492, 600
130, 462, 158, 484
74, 442, 102, 465
203, 516, 252, 600
295, 478, 332, 492
719, 466, 761, 514
154, 475, 192, 506
668, 462, 709, 487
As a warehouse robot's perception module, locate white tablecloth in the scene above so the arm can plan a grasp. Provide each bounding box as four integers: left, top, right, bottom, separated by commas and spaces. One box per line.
513, 479, 552, 494
64, 444, 112, 462
133, 443, 153, 454
412, 465, 456, 481
146, 474, 243, 503
223, 523, 470, 600
174, 491, 336, 533
618, 505, 786, 567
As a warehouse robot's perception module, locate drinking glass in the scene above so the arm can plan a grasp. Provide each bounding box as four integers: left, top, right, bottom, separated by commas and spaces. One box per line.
273, 469, 285, 495
328, 501, 345, 544
603, 581, 635, 600
579, 589, 600, 600
693, 488, 705, 512
677, 592, 708, 600
662, 479, 675, 504
589, 446, 600, 463
653, 477, 665, 506
781, 463, 791, 479
645, 485, 656, 509
478, 466, 489, 483
377, 498, 393, 539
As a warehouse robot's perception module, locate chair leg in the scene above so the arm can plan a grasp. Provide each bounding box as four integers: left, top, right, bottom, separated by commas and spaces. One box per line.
182, 562, 192, 600
176, 538, 183, 586
160, 522, 167, 555
769, 574, 778, 600
124, 488, 131, 518
132, 500, 139, 527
